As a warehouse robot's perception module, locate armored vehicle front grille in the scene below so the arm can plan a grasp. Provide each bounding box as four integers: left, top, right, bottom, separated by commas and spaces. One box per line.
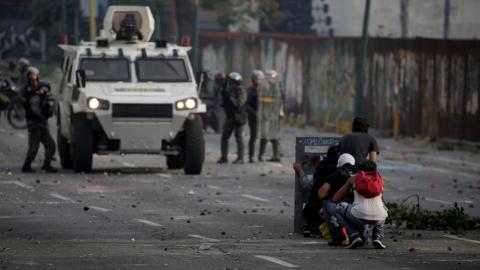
112, 104, 173, 118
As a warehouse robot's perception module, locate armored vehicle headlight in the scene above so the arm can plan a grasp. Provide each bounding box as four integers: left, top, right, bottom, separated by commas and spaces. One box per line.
176, 98, 197, 111
87, 97, 110, 110
176, 101, 185, 110
88, 98, 100, 109
185, 98, 197, 109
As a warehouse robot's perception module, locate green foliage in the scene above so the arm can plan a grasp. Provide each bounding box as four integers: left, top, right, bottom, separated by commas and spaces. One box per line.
386, 202, 480, 233
31, 0, 64, 31
201, 0, 284, 30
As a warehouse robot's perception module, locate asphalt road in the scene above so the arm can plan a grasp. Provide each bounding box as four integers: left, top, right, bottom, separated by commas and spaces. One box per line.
0, 119, 479, 270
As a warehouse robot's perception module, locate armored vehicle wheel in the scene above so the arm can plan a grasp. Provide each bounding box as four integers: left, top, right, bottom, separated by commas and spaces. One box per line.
70, 114, 93, 173
57, 128, 73, 169
183, 115, 205, 175
166, 154, 184, 169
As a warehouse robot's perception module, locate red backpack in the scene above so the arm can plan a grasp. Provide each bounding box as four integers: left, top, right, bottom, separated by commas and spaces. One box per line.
354, 171, 383, 198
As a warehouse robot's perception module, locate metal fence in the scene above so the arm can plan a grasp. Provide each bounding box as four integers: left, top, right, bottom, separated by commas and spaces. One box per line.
199, 32, 480, 142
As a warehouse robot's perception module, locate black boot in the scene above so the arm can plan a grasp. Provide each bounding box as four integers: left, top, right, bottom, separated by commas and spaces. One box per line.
41, 163, 57, 173
258, 139, 267, 162
217, 158, 228, 164
22, 164, 35, 173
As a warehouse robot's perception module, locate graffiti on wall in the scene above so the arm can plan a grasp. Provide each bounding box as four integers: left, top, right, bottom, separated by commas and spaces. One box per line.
199, 32, 480, 142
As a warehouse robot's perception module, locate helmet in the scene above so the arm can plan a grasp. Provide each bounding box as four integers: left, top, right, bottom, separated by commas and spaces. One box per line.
18, 57, 30, 66
251, 70, 265, 81
214, 72, 226, 83
27, 67, 40, 81
265, 70, 278, 81
27, 66, 40, 76
228, 72, 242, 84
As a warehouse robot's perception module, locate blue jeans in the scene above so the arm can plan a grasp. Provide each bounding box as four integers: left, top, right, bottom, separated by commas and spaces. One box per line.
334, 202, 385, 240
322, 200, 342, 239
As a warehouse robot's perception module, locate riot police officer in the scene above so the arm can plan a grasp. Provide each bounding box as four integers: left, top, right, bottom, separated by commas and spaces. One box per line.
21, 67, 57, 173
258, 70, 282, 162
217, 72, 247, 164
246, 70, 264, 163
116, 13, 144, 41
16, 58, 30, 87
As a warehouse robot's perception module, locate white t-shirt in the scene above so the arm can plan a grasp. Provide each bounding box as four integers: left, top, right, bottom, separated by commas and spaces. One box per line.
350, 191, 388, 221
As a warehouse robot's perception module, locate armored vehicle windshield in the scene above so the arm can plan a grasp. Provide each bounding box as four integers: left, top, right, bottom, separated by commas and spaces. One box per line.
80, 58, 131, 82
136, 58, 190, 82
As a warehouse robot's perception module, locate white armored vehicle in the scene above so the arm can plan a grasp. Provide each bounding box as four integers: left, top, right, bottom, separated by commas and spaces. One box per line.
57, 6, 206, 174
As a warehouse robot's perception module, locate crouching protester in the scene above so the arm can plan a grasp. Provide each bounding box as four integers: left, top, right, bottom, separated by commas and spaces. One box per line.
318, 153, 359, 246
332, 160, 388, 249
293, 145, 338, 237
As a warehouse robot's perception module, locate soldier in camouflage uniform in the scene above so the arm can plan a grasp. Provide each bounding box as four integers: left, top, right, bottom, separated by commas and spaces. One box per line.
258, 70, 282, 162
217, 72, 247, 164
21, 67, 57, 173
246, 70, 264, 163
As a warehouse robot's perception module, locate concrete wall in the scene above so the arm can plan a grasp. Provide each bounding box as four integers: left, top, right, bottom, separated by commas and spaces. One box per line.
199, 32, 480, 141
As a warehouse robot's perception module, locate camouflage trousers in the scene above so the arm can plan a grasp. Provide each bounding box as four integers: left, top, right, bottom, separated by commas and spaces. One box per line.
24, 122, 56, 166
221, 118, 244, 161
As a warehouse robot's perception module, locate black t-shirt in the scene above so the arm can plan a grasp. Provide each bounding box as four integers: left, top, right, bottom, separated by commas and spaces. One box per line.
338, 132, 379, 165
325, 165, 356, 202
307, 158, 337, 203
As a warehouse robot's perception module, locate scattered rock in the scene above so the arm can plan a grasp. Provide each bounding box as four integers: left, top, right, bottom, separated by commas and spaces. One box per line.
448, 246, 452, 251
35, 179, 40, 184
260, 173, 267, 177
186, 220, 191, 223
83, 206, 89, 211
216, 192, 221, 196
243, 210, 247, 214
131, 204, 137, 208
280, 210, 284, 214
164, 248, 168, 251
409, 247, 416, 252
221, 231, 226, 235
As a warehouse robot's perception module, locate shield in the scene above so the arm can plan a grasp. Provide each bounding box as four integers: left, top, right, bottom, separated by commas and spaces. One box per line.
258, 80, 281, 140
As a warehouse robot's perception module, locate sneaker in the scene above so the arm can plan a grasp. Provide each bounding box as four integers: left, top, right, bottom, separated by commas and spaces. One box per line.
303, 224, 312, 238
346, 235, 364, 249
21, 165, 35, 173
216, 158, 228, 164
41, 165, 58, 173
232, 158, 244, 164
372, 238, 386, 249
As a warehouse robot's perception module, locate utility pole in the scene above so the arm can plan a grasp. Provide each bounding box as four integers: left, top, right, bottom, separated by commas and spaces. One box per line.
191, 0, 199, 73
61, 0, 67, 35
400, 0, 409, 38
444, 0, 450, 39
89, 0, 97, 41
354, 0, 371, 116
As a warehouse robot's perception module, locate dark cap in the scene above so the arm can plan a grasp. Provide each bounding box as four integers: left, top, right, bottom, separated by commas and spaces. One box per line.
352, 116, 369, 133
